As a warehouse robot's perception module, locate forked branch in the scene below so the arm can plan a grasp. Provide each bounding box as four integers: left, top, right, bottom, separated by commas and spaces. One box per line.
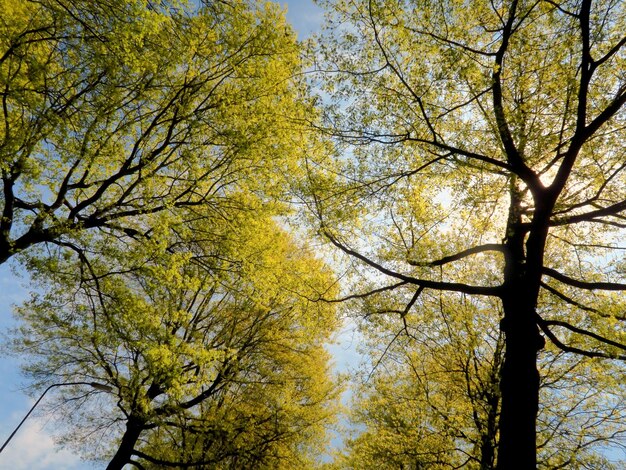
537, 315, 626, 360
322, 230, 501, 296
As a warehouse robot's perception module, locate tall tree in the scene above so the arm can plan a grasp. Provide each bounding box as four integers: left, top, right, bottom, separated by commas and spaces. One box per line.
338, 293, 625, 469
3, 0, 341, 466
311, 0, 626, 467
11, 212, 341, 469
0, 0, 308, 265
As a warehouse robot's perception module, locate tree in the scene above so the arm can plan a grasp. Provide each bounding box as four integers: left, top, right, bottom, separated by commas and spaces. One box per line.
338, 292, 625, 469
342, 296, 503, 470
311, 0, 626, 467
0, 0, 308, 265
11, 211, 341, 469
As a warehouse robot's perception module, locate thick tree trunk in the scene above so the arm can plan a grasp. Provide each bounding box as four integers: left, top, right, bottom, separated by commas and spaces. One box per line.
106, 416, 145, 470
496, 191, 549, 469
0, 240, 12, 265
496, 295, 542, 470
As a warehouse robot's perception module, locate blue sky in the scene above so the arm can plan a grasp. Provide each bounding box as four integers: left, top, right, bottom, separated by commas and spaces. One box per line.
0, 2, 352, 468
282, 0, 325, 39
0, 263, 90, 469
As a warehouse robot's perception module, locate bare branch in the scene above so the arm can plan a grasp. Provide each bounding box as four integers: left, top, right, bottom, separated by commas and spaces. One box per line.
491, 0, 542, 193
540, 281, 625, 321
132, 450, 217, 468
537, 319, 626, 361
551, 198, 626, 227
408, 243, 504, 267
542, 267, 626, 291
316, 281, 409, 303
541, 318, 626, 353
404, 25, 498, 57
322, 230, 501, 296
593, 35, 626, 68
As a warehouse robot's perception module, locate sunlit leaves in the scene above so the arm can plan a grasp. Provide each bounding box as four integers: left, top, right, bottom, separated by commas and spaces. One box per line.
0, 0, 313, 264
12, 209, 341, 467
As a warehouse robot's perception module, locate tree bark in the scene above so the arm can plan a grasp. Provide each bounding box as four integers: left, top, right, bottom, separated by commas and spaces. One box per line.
479, 373, 500, 470
497, 295, 541, 470
106, 416, 145, 470
496, 193, 550, 469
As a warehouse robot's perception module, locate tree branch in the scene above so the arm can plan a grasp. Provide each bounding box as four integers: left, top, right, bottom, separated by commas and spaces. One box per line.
540, 281, 624, 320
132, 450, 217, 468
541, 318, 626, 353
317, 281, 409, 303
408, 243, 504, 267
542, 267, 626, 291
323, 230, 501, 296
537, 317, 626, 361
491, 0, 542, 193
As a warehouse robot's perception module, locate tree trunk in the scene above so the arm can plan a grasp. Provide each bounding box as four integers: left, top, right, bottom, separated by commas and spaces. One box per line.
496, 191, 548, 469
479, 374, 500, 470
480, 433, 496, 470
0, 245, 11, 265
496, 295, 541, 470
106, 416, 145, 470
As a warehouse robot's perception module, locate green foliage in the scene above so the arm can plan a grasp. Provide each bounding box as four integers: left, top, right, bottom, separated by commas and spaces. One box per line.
338, 293, 625, 469
5, 0, 626, 466
313, 0, 626, 278
12, 211, 341, 467
3, 1, 344, 467
0, 0, 311, 263
310, 0, 626, 466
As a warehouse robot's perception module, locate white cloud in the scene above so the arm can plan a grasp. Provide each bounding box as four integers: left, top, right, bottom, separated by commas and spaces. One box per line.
0, 418, 86, 470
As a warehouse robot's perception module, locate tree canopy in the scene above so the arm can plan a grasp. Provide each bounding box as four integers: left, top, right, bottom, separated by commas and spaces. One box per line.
0, 0, 309, 264
340, 292, 625, 469
310, 0, 626, 467
3, 1, 342, 468
3, 0, 626, 468
12, 210, 341, 469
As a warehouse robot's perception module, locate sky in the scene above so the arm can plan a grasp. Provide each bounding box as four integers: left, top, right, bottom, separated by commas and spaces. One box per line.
0, 263, 89, 469
282, 0, 326, 39
0, 1, 358, 468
